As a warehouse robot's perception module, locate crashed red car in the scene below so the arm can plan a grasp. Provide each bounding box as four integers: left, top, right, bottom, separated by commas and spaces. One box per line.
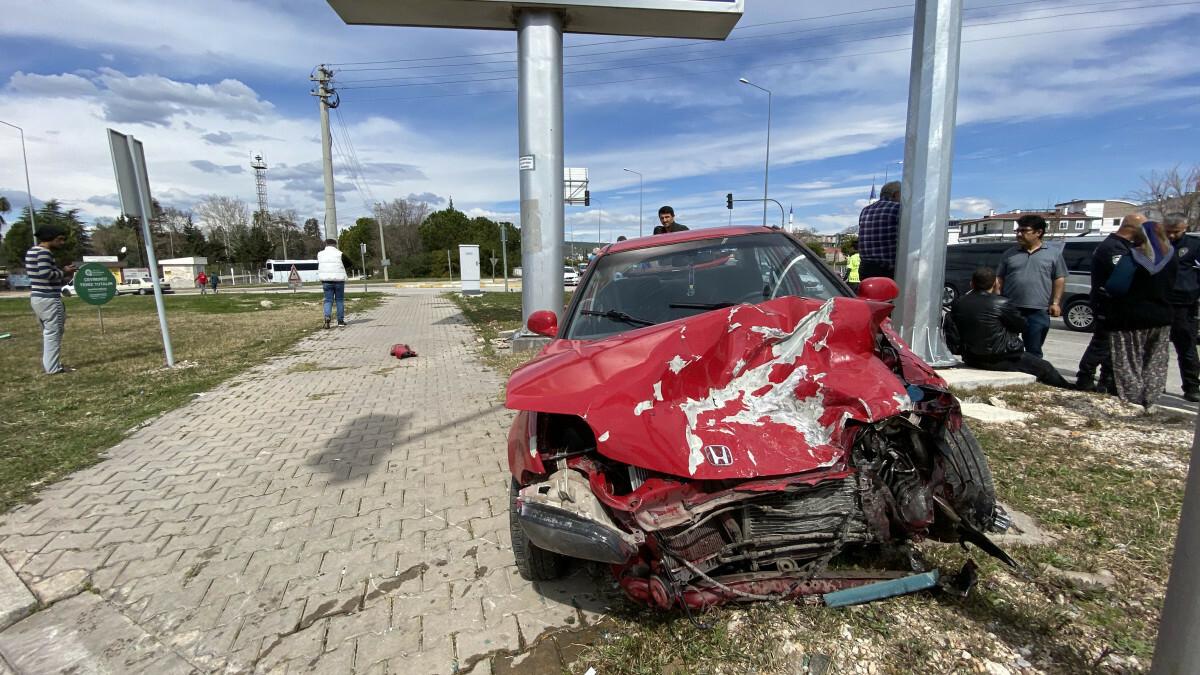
505, 226, 1011, 609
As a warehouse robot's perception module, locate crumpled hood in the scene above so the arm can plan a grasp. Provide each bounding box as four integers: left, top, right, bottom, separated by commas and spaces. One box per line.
506, 296, 922, 480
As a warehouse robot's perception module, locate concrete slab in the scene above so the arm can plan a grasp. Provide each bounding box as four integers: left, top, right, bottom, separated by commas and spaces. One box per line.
0, 558, 36, 632
937, 367, 1036, 391
959, 403, 1031, 424
0, 592, 194, 674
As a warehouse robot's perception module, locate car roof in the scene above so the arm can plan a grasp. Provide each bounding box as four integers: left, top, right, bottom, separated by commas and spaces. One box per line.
603, 226, 782, 255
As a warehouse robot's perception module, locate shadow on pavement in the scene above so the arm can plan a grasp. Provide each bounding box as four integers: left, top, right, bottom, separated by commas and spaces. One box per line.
308, 412, 413, 483
309, 405, 508, 483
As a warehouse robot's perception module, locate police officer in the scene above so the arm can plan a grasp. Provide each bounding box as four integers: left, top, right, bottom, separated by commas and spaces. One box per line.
1164, 213, 1200, 401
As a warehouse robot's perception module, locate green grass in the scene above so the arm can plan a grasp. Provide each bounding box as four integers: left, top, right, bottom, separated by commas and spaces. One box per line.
447, 291, 571, 378
0, 292, 383, 512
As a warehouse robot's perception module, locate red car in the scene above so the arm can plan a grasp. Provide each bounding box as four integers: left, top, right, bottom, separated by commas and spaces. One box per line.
505, 227, 1011, 609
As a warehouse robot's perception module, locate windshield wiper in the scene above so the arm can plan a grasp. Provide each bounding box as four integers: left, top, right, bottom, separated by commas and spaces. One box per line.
581, 309, 655, 327
668, 301, 735, 310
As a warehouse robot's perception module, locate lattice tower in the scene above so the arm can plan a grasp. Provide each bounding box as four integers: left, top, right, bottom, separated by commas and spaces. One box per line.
250, 152, 268, 219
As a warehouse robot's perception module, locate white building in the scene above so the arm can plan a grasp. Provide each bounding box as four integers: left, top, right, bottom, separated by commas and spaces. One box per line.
1053, 199, 1140, 235
159, 257, 208, 288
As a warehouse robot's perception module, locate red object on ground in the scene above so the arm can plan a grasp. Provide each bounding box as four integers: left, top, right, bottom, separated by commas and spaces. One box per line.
390, 344, 418, 359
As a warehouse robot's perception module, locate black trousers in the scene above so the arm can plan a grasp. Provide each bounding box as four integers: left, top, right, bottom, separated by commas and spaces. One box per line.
1077, 322, 1113, 388
967, 353, 1072, 389
860, 259, 895, 280
1170, 303, 1200, 393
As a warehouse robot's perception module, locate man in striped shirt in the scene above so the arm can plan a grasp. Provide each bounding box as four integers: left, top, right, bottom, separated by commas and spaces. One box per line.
26, 224, 76, 374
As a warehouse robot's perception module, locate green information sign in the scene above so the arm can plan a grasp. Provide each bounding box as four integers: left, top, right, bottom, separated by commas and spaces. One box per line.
75, 263, 117, 306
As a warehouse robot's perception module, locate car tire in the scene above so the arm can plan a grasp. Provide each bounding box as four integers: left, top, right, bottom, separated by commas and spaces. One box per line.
938, 422, 999, 532
942, 284, 958, 306
1063, 298, 1094, 332
509, 478, 567, 581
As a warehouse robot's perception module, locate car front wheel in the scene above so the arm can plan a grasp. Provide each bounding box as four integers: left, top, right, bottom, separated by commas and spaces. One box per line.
509, 478, 567, 581
1063, 298, 1094, 332
942, 284, 959, 306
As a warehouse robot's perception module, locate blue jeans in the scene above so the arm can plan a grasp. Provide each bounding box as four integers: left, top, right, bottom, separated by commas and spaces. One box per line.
1019, 307, 1050, 358
322, 281, 345, 322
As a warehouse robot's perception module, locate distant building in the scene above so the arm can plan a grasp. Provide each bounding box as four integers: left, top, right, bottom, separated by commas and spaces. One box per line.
159, 257, 209, 288
956, 208, 1102, 242
1054, 199, 1139, 234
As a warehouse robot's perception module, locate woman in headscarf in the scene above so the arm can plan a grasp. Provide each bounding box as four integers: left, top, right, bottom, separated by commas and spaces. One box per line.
1092, 214, 1177, 412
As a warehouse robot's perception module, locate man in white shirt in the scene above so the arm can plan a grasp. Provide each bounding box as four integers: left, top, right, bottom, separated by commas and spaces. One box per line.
317, 239, 349, 328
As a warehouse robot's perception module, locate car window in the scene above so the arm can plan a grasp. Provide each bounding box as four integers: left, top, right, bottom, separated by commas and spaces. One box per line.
564, 233, 842, 340
1062, 242, 1097, 273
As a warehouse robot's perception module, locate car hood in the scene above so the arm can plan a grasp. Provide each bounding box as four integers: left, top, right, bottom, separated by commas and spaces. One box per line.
507, 296, 929, 480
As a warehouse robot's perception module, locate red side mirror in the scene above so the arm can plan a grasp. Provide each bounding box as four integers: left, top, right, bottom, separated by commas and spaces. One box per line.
527, 310, 559, 338
857, 277, 899, 302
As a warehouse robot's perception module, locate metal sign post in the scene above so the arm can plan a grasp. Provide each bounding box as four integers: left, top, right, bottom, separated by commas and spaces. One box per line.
500, 225, 510, 293
107, 129, 175, 367
893, 0, 962, 367
288, 264, 302, 293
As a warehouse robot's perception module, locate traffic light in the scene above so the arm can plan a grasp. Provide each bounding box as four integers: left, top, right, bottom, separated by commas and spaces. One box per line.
726, 193, 733, 209
584, 190, 590, 206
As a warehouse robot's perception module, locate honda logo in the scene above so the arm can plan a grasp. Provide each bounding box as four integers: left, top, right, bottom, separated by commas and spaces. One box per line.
705, 445, 734, 466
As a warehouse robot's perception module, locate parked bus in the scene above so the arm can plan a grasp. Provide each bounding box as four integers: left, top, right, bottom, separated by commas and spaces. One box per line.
266, 259, 320, 283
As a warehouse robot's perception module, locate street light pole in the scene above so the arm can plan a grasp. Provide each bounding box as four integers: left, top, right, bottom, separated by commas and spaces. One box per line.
0, 120, 38, 246
739, 78, 772, 227
623, 168, 642, 236
884, 160, 903, 184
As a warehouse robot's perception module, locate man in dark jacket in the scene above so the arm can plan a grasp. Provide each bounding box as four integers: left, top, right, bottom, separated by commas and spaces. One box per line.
653, 206, 689, 235
946, 267, 1071, 388
1090, 214, 1176, 411
1164, 213, 1200, 401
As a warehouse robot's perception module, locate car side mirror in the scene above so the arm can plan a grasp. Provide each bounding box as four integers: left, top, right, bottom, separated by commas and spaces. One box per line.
527, 310, 559, 338
857, 277, 899, 302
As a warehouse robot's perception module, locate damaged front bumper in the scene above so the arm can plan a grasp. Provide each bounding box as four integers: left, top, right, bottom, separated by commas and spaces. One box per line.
515, 470, 643, 565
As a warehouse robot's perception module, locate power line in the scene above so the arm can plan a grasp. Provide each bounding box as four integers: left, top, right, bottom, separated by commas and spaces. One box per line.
336, 1, 1198, 91
339, 16, 1187, 103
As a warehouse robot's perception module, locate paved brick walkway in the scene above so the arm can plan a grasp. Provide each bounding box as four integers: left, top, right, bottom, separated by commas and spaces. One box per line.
0, 292, 614, 674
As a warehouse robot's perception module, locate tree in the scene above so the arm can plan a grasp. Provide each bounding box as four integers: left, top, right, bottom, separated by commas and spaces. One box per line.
195, 196, 249, 261
807, 241, 826, 259
338, 219, 375, 273
374, 198, 431, 261
1133, 165, 1200, 228
0, 195, 9, 230
236, 225, 273, 268
2, 201, 89, 266
417, 207, 521, 278
839, 236, 858, 257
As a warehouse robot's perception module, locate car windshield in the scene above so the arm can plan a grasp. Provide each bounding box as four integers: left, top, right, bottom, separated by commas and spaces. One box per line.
564, 232, 842, 340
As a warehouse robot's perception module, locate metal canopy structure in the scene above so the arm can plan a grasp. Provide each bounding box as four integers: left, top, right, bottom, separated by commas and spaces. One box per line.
325, 0, 743, 38
325, 0, 742, 341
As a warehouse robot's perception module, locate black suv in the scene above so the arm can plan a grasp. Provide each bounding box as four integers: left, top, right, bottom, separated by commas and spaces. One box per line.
944, 237, 1104, 331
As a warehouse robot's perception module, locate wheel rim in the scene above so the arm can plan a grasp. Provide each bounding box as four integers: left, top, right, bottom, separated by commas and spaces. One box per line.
943, 285, 956, 305
1067, 303, 1092, 328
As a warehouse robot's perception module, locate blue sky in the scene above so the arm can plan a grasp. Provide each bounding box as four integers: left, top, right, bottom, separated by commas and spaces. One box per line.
1, 0, 1198, 241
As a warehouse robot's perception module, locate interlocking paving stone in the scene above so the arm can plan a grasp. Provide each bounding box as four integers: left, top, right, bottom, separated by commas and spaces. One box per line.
0, 291, 619, 673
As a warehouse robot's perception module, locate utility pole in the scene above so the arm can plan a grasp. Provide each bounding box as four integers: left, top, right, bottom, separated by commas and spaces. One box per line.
376, 216, 389, 281
310, 66, 339, 241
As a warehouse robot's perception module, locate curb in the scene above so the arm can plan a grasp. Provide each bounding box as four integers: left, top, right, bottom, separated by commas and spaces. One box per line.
0, 557, 35, 632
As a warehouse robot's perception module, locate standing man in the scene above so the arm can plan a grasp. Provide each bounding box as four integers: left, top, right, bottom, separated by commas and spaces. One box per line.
844, 240, 861, 292
1164, 213, 1200, 401
856, 181, 901, 279
26, 224, 77, 374
995, 214, 1066, 358
210, 273, 219, 294
317, 238, 348, 329
1091, 214, 1176, 411
653, 206, 689, 235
